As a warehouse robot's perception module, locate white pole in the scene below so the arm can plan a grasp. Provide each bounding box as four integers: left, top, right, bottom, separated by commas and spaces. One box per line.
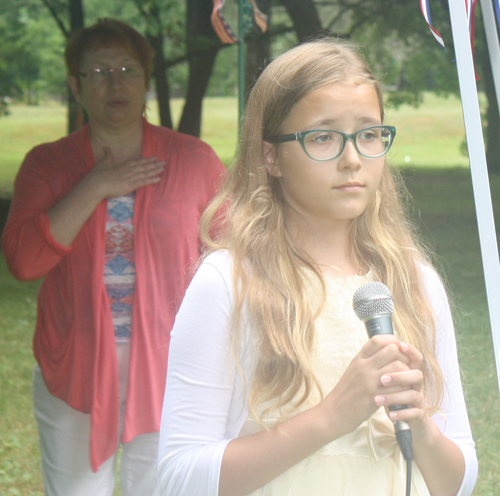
448, 0, 500, 392
480, 0, 500, 110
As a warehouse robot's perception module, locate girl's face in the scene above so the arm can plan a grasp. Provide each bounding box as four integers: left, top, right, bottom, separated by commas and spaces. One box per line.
265, 82, 386, 232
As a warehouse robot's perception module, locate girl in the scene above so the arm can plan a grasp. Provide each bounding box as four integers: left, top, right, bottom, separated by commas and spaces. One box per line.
158, 39, 477, 496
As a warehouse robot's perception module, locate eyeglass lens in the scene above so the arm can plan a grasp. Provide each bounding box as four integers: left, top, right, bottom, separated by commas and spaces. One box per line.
303, 127, 392, 160
88, 66, 142, 82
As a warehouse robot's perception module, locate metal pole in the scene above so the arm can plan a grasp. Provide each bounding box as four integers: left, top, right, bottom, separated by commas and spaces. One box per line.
480, 0, 500, 115
448, 0, 500, 393
238, 0, 245, 134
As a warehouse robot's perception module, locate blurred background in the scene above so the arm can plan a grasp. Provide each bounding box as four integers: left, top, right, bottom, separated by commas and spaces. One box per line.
1, 1, 499, 494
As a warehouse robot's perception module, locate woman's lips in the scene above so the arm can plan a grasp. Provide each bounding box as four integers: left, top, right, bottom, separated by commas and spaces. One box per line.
108, 99, 128, 108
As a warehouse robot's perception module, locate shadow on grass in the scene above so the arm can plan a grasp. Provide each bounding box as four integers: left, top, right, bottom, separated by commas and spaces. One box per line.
0, 198, 10, 238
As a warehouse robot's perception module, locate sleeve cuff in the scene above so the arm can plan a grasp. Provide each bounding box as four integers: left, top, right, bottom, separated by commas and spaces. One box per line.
35, 212, 73, 256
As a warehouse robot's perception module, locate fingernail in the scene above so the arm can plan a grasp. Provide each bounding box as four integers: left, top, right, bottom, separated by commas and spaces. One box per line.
400, 341, 409, 351
375, 396, 385, 405
381, 375, 392, 385
389, 411, 398, 420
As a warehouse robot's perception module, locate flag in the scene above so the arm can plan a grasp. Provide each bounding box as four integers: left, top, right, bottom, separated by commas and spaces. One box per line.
420, 0, 445, 49
211, 0, 239, 44
465, 0, 478, 55
211, 0, 267, 45
249, 0, 268, 33
420, 0, 476, 50
420, 0, 478, 78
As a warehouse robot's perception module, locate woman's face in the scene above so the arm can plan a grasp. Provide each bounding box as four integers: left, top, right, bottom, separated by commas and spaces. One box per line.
265, 82, 386, 232
68, 44, 147, 130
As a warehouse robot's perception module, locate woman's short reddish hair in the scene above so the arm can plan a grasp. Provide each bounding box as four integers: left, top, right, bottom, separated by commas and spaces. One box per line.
65, 18, 153, 88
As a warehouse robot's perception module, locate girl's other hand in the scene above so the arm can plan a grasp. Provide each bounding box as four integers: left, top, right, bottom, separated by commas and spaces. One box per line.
374, 341, 430, 438
319, 335, 412, 441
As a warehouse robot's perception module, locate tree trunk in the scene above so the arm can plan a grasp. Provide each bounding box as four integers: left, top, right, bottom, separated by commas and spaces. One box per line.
67, 0, 85, 134
242, 0, 325, 104
177, 0, 221, 137
244, 0, 272, 99
147, 19, 173, 129
243, 0, 325, 96
482, 46, 500, 174
279, 0, 325, 43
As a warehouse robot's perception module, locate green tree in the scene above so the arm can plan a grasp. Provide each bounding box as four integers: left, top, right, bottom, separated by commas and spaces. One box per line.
344, 0, 500, 173
242, 0, 500, 173
0, 1, 65, 107
4, 0, 498, 168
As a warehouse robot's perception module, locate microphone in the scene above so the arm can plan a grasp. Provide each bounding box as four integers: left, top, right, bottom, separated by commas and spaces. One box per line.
352, 281, 413, 461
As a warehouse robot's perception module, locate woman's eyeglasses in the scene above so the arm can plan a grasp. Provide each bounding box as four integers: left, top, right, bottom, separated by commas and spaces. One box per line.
78, 66, 144, 83
267, 125, 396, 161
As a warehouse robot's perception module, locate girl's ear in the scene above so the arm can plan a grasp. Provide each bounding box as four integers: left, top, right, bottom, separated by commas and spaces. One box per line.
263, 141, 282, 177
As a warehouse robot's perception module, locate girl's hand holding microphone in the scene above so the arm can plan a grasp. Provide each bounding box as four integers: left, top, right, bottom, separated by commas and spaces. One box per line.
319, 335, 414, 441
375, 341, 433, 440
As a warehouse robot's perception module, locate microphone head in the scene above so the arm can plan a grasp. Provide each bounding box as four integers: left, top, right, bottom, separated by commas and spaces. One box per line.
352, 281, 394, 321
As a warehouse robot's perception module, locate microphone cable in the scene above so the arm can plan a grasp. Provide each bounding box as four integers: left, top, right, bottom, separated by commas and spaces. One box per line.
396, 421, 413, 496
393, 406, 413, 496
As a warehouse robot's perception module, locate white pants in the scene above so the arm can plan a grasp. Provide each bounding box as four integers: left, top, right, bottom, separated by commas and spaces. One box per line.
33, 343, 160, 496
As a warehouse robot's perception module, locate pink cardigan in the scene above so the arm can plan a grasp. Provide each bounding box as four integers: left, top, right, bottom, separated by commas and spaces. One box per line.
1, 119, 225, 471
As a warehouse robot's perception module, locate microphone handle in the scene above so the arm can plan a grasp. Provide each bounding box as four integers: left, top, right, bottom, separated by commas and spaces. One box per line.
364, 316, 410, 416
364, 314, 413, 460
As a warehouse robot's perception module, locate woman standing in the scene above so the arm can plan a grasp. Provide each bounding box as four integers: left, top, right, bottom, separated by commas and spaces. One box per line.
2, 19, 224, 496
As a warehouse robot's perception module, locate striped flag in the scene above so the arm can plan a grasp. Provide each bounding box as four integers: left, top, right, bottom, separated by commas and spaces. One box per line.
420, 0, 478, 78
465, 0, 478, 55
211, 0, 267, 45
420, 0, 445, 48
211, 0, 239, 44
249, 0, 268, 33
420, 0, 476, 50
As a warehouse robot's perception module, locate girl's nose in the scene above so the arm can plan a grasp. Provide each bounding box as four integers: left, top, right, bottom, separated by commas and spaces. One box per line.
337, 139, 362, 171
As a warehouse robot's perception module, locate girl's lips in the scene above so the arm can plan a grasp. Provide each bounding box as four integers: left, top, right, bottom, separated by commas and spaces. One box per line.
334, 182, 364, 192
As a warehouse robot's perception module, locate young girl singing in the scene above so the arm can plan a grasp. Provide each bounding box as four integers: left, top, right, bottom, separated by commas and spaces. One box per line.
158, 39, 477, 496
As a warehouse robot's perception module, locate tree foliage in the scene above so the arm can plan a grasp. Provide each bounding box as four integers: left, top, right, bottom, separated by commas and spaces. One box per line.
1, 0, 499, 172
247, 0, 500, 172
0, 1, 66, 105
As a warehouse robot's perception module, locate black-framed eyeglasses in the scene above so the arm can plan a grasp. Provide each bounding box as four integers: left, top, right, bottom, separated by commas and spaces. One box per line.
267, 125, 397, 161
78, 66, 144, 83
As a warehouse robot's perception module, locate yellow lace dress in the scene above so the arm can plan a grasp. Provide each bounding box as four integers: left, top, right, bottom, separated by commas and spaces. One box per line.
240, 272, 431, 496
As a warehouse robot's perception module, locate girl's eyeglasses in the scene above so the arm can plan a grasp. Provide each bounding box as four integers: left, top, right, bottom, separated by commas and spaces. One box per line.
267, 125, 396, 161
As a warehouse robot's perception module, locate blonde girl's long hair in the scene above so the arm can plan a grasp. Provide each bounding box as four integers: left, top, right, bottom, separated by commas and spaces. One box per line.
200, 38, 444, 421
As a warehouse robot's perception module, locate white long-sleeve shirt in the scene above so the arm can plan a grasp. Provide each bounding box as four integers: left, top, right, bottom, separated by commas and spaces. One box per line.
158, 250, 477, 495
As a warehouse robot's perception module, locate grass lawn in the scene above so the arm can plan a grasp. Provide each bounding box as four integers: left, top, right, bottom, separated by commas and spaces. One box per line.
0, 93, 469, 195
1, 95, 499, 495
0, 97, 239, 196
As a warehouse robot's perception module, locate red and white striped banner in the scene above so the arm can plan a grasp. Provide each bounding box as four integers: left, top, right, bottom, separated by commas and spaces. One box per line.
466, 0, 478, 56
420, 0, 445, 48
249, 0, 267, 33
211, 0, 267, 45
420, 0, 477, 49
211, 0, 239, 44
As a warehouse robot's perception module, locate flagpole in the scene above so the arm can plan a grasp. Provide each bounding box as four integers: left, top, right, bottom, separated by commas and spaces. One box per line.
448, 0, 500, 393
480, 0, 500, 113
238, 0, 245, 134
